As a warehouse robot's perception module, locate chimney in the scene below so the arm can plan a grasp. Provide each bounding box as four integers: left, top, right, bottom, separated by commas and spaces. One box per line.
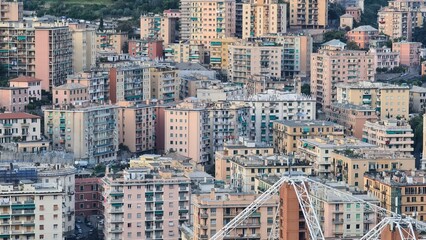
210, 188, 216, 200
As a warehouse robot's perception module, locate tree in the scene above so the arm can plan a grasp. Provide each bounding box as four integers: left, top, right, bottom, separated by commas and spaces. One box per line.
98, 17, 104, 32
413, 20, 426, 46
346, 41, 360, 50
409, 115, 423, 167
301, 84, 311, 96
328, 3, 345, 22
323, 30, 347, 43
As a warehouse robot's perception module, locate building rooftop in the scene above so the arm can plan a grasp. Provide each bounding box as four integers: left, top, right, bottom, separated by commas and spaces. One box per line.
0, 112, 40, 120
336, 81, 409, 89
364, 119, 412, 129
340, 13, 354, 18
54, 83, 87, 90
410, 85, 426, 93
230, 90, 313, 102
9, 76, 42, 83
300, 137, 376, 149
274, 120, 342, 127
333, 148, 414, 160
172, 62, 209, 71
322, 39, 347, 48
365, 170, 426, 187
230, 154, 313, 168
330, 102, 376, 111
351, 25, 378, 32
0, 87, 28, 90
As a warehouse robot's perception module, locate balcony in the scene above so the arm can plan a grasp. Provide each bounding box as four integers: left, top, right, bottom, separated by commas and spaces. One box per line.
332, 218, 344, 224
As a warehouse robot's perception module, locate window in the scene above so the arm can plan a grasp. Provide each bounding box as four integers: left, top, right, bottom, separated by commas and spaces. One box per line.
137, 213, 141, 218
127, 213, 132, 219
53, 224, 58, 229
211, 219, 216, 225
39, 215, 44, 220
346, 224, 350, 230
39, 225, 44, 230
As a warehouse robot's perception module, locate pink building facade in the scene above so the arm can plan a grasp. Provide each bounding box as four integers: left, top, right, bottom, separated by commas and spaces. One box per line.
75, 177, 103, 217
0, 87, 28, 112
346, 25, 379, 49
393, 41, 422, 66
9, 76, 42, 101
53, 83, 89, 106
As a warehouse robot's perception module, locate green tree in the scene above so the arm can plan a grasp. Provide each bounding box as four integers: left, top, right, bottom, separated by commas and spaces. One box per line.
98, 17, 104, 32
346, 41, 360, 50
328, 3, 345, 22
409, 115, 423, 166
301, 84, 311, 96
323, 30, 347, 43
413, 20, 426, 46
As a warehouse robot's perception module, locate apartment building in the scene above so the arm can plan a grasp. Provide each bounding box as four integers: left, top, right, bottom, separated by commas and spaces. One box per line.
333, 148, 415, 188
0, 0, 23, 21
109, 64, 149, 103
66, 71, 109, 103
410, 86, 426, 113
368, 47, 400, 71
209, 38, 237, 71
69, 23, 96, 73
340, 14, 354, 30
75, 177, 102, 217
362, 119, 414, 156
364, 171, 426, 221
230, 155, 313, 192
230, 90, 316, 144
422, 61, 426, 76
241, 1, 286, 39
336, 81, 410, 120
149, 65, 179, 102
102, 168, 191, 240
52, 83, 88, 106
140, 12, 179, 44
180, 75, 220, 99
392, 41, 422, 66
128, 39, 164, 60
215, 137, 274, 184
44, 104, 119, 163
0, 182, 63, 240
164, 41, 206, 64
325, 103, 378, 139
346, 25, 379, 49
117, 101, 157, 154
297, 137, 375, 178
0, 87, 28, 112
196, 83, 244, 101
273, 120, 344, 154
345, 6, 363, 21
179, 0, 236, 45
310, 40, 375, 107
285, 0, 328, 29
192, 191, 279, 240
9, 76, 42, 101
96, 31, 128, 54
0, 112, 41, 143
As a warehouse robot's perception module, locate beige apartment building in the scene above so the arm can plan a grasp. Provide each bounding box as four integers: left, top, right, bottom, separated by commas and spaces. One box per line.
149, 65, 179, 103
215, 137, 274, 184
164, 41, 205, 64
0, 87, 28, 112
210, 38, 237, 71
179, 0, 236, 45
66, 71, 109, 103
273, 120, 344, 154
241, 1, 286, 39
69, 23, 96, 73
368, 47, 400, 71
117, 101, 156, 154
96, 31, 128, 54
362, 119, 414, 156
0, 112, 41, 144
297, 137, 376, 178
0, 0, 23, 21
192, 191, 279, 240
410, 86, 426, 113
333, 148, 415, 188
140, 12, 179, 44
422, 61, 426, 76
285, 0, 328, 29
336, 81, 410, 120
102, 168, 190, 240
44, 104, 119, 163
325, 103, 378, 139
9, 76, 42, 101
52, 83, 89, 106
0, 182, 63, 240
311, 40, 375, 107
109, 64, 149, 103
392, 41, 422, 66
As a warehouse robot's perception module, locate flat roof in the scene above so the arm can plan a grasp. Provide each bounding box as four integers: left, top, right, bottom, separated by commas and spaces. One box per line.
274, 120, 342, 127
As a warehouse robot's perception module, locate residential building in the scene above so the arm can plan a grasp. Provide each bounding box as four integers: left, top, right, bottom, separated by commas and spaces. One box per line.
9, 76, 42, 101
285, 0, 328, 29
333, 148, 415, 188
109, 64, 149, 103
362, 119, 414, 156
44, 104, 119, 163
0, 112, 41, 143
0, 182, 63, 240
128, 39, 164, 60
215, 137, 274, 184
179, 0, 236, 45
346, 25, 379, 49
192, 190, 279, 240
140, 12, 179, 44
340, 14, 354, 30
229, 90, 316, 144
149, 65, 179, 103
392, 41, 422, 66
325, 103, 378, 139
69, 23, 96, 73
368, 47, 400, 71
409, 86, 426, 113
241, 1, 286, 39
345, 6, 362, 21
96, 31, 128, 54
0, 87, 28, 112
0, 0, 23, 21
196, 83, 245, 101
230, 154, 313, 192
102, 167, 191, 240
164, 41, 205, 64
364, 171, 426, 221
180, 75, 220, 99
209, 38, 237, 72
117, 101, 157, 154
75, 177, 102, 217
310, 40, 375, 107
129, 153, 197, 173
52, 83, 89, 106
273, 120, 345, 154
336, 81, 410, 120
297, 136, 376, 178
66, 71, 109, 103
422, 61, 426, 76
